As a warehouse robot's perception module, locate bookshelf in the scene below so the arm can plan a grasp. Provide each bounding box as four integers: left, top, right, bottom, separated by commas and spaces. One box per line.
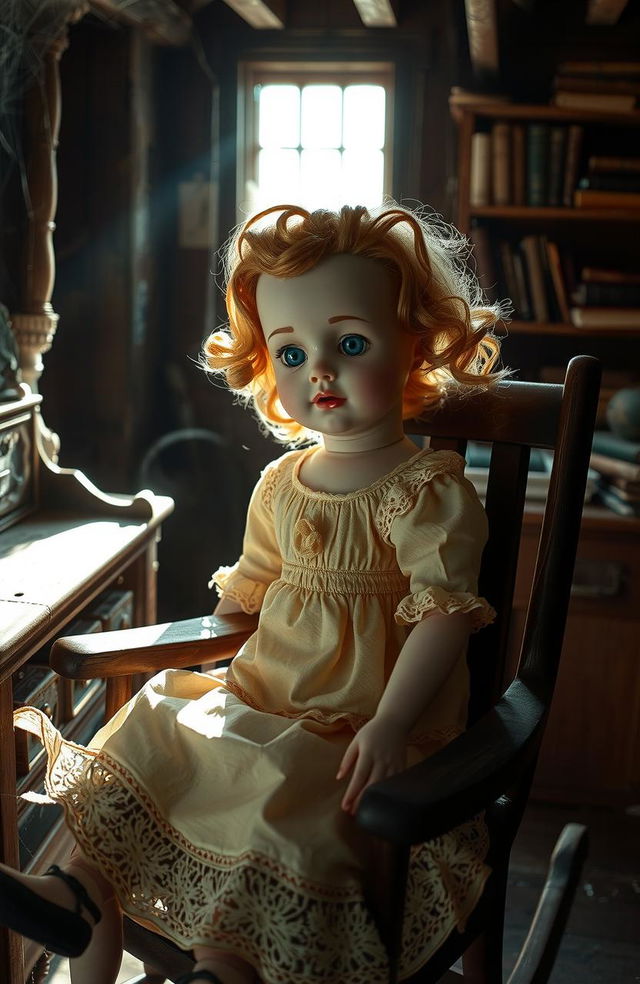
450, 92, 640, 345
451, 92, 640, 805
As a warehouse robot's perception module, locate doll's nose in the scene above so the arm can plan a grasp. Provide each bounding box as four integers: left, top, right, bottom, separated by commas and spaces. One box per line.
309, 364, 336, 383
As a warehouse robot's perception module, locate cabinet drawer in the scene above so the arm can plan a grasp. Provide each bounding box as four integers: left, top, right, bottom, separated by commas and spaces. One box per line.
12, 666, 59, 777
57, 616, 103, 721
87, 589, 133, 631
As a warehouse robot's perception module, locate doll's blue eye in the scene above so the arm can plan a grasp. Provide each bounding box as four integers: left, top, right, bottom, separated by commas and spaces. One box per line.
339, 334, 369, 357
278, 345, 307, 367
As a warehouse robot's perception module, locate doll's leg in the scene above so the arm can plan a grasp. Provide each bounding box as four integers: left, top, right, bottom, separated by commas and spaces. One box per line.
0, 850, 120, 984
67, 852, 123, 984
191, 945, 258, 984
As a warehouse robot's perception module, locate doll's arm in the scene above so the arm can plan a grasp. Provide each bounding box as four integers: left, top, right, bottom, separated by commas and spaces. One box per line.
337, 611, 471, 815
213, 596, 247, 616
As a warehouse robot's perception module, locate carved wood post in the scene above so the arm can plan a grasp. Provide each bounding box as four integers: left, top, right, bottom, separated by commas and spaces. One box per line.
10, 34, 68, 459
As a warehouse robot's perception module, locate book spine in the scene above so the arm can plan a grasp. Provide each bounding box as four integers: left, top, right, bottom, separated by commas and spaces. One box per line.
574, 283, 640, 306
498, 242, 521, 316
491, 122, 511, 206
579, 174, 640, 192
521, 235, 549, 322
574, 189, 640, 207
470, 132, 491, 206
547, 126, 566, 207
562, 124, 584, 207
545, 240, 571, 322
592, 431, 640, 463
511, 123, 526, 206
570, 306, 640, 329
588, 155, 640, 174
557, 60, 640, 76
553, 91, 636, 111
590, 452, 640, 481
512, 245, 533, 321
581, 267, 640, 285
553, 75, 640, 95
526, 124, 549, 206
596, 483, 638, 516
469, 224, 498, 301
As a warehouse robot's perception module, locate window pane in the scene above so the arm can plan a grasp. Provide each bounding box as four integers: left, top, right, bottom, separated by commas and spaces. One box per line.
300, 86, 342, 149
258, 85, 300, 148
342, 149, 385, 208
343, 85, 385, 150
300, 150, 342, 209
258, 149, 300, 205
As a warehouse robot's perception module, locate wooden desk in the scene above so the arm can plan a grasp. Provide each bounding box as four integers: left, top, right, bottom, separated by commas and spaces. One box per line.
509, 503, 640, 806
0, 427, 172, 982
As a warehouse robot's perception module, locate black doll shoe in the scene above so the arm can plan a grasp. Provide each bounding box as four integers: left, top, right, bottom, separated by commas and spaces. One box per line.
0, 862, 101, 958
176, 973, 225, 984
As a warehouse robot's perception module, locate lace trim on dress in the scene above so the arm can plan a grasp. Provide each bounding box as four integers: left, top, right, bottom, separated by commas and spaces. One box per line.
395, 586, 497, 632
208, 565, 266, 614
13, 706, 491, 984
261, 451, 300, 510
374, 451, 465, 545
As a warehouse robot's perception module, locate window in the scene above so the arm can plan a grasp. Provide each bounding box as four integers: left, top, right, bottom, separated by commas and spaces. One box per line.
239, 62, 394, 217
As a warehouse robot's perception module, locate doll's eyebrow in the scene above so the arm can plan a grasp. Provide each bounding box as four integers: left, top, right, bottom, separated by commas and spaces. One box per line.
267, 315, 368, 342
267, 326, 294, 341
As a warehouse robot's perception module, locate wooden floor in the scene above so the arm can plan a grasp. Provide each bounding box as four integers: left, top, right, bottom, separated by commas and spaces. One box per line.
504, 800, 640, 983
47, 800, 640, 984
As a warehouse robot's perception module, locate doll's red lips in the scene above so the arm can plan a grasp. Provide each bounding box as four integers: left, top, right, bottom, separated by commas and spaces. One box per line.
312, 392, 346, 408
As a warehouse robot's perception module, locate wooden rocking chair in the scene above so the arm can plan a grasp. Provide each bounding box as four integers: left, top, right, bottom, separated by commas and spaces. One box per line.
51, 354, 601, 983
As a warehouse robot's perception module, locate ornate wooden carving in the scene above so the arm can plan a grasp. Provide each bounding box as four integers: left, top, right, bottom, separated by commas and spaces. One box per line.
10, 36, 67, 397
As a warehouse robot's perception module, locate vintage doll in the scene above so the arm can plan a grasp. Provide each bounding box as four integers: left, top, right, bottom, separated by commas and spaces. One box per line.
2, 202, 507, 984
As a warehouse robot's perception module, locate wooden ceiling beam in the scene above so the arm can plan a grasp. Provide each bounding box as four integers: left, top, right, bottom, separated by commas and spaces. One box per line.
89, 0, 192, 44
220, 0, 284, 28
464, 0, 499, 75
585, 0, 629, 25
352, 0, 397, 28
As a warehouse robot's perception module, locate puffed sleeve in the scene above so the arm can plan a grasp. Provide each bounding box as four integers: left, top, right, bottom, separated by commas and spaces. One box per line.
382, 456, 496, 632
209, 460, 282, 614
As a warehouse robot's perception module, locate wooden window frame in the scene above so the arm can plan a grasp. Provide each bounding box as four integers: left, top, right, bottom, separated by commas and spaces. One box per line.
238, 59, 395, 218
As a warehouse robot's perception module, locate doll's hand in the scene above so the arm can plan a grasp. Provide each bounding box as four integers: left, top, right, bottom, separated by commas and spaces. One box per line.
336, 715, 408, 816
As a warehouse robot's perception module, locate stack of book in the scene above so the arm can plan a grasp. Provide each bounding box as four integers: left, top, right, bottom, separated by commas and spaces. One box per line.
551, 60, 640, 113
569, 265, 640, 331
469, 121, 584, 207
574, 154, 640, 210
493, 234, 570, 322
465, 442, 597, 503
591, 430, 640, 516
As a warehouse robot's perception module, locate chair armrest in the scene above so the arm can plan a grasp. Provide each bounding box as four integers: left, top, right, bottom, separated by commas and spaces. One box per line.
507, 823, 588, 984
356, 678, 546, 845
50, 613, 258, 679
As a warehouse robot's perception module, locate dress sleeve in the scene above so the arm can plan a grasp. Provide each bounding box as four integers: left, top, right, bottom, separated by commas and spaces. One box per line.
384, 460, 496, 632
209, 460, 282, 614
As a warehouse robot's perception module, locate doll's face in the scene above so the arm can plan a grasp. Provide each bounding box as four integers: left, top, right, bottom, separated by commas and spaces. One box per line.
256, 254, 416, 444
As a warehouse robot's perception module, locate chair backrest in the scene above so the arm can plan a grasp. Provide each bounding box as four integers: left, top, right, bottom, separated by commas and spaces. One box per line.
405, 355, 601, 726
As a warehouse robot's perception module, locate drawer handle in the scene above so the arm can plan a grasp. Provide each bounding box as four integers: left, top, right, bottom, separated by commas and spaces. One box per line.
39, 702, 54, 721
571, 560, 624, 599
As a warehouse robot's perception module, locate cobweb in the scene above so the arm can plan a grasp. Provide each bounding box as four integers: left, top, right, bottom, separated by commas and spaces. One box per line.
0, 0, 80, 168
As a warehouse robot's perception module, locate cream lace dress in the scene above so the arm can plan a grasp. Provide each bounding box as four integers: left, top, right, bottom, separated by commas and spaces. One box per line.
13, 445, 496, 984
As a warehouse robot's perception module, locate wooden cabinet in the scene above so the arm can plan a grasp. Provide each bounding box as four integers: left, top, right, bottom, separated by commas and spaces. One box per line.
507, 505, 640, 805
0, 394, 173, 984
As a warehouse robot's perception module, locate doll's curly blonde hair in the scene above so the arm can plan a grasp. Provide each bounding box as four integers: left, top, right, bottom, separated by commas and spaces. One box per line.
204, 202, 508, 445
